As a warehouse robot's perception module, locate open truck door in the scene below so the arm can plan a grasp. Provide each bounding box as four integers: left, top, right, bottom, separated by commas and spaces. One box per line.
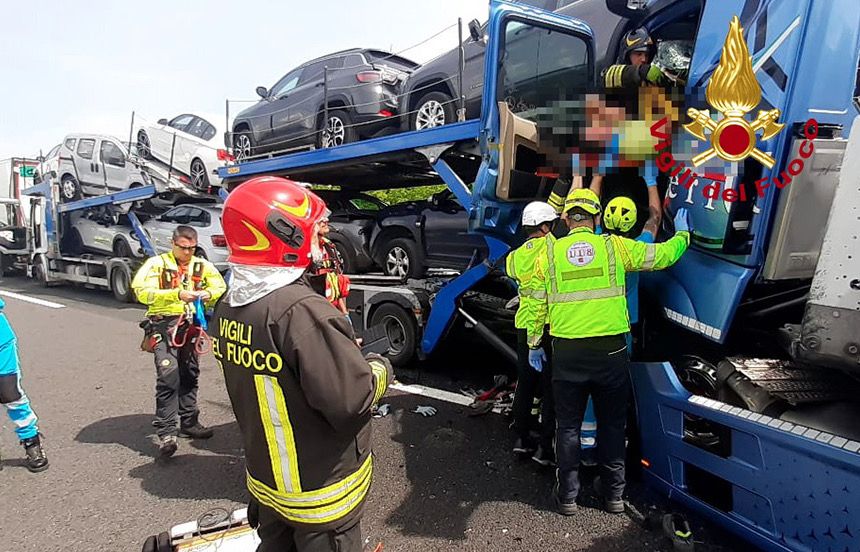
420, 0, 597, 354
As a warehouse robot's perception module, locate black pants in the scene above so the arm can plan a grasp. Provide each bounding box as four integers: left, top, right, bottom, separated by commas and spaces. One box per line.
511, 330, 555, 448
152, 318, 201, 438
250, 500, 362, 552
552, 334, 630, 502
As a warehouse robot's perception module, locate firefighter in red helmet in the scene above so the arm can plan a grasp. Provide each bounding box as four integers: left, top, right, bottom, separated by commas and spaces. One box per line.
211, 176, 392, 551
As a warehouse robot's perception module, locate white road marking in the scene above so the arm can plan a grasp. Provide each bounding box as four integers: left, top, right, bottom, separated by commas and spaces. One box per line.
0, 290, 66, 309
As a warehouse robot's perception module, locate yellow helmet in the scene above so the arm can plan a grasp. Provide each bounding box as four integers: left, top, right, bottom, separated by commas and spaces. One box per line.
604, 196, 638, 233
563, 188, 601, 216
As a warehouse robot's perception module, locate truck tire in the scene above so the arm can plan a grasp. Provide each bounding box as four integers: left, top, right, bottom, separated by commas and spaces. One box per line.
111, 265, 135, 303
381, 237, 424, 279
370, 303, 417, 367
33, 256, 50, 287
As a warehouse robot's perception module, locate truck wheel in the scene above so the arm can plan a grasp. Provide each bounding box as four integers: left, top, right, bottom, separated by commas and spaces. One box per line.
33, 256, 49, 287
413, 91, 455, 130
60, 175, 82, 202
370, 303, 417, 367
111, 265, 134, 303
381, 237, 424, 279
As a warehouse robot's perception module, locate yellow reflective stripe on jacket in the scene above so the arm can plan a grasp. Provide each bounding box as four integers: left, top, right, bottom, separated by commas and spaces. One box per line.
247, 454, 372, 524
131, 252, 226, 317
369, 360, 388, 405
641, 243, 657, 270
548, 191, 565, 213
519, 288, 546, 300
255, 375, 302, 493
544, 229, 630, 339
508, 235, 552, 330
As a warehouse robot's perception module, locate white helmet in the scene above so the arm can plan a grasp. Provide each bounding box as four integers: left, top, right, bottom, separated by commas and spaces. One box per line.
521, 201, 558, 227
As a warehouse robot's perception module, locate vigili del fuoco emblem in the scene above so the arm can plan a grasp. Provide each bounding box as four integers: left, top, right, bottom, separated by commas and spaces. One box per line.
684, 16, 785, 168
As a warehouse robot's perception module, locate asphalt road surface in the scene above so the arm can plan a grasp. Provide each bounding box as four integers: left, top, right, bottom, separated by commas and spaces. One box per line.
0, 276, 745, 551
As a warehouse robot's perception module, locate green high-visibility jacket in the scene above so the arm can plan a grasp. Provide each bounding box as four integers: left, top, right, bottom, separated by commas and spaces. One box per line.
132, 252, 226, 317
526, 227, 689, 347
505, 235, 553, 330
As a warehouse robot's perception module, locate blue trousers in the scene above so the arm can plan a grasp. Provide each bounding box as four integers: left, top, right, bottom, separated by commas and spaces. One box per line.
0, 313, 39, 440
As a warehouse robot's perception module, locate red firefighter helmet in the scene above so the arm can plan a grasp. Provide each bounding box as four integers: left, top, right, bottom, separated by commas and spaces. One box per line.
222, 176, 328, 267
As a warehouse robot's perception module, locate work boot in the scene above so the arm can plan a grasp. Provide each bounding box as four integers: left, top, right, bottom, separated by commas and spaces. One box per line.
553, 482, 577, 516
21, 434, 49, 473
531, 444, 556, 467
512, 436, 536, 455
179, 422, 214, 440
158, 435, 178, 457
593, 476, 625, 514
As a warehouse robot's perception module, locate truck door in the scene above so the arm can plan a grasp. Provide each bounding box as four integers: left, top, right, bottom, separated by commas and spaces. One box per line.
28, 197, 47, 255
470, 1, 595, 245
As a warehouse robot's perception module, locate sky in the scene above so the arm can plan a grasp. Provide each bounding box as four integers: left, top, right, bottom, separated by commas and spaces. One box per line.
0, 0, 490, 160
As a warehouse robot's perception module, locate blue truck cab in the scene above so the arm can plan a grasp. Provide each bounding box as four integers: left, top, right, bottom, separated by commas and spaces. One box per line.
219, 2, 860, 550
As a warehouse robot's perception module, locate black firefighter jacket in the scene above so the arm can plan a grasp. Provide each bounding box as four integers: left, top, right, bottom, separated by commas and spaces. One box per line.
211, 277, 390, 531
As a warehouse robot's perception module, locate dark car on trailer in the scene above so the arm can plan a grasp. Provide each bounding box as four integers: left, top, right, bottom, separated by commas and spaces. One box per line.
370, 189, 487, 278
311, 189, 385, 274
230, 49, 418, 160
399, 0, 566, 131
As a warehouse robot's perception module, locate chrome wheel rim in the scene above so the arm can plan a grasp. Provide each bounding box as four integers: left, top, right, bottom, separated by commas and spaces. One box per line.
385, 246, 409, 278
321, 117, 345, 148
416, 100, 446, 129
235, 134, 252, 161
62, 179, 77, 199
190, 160, 206, 189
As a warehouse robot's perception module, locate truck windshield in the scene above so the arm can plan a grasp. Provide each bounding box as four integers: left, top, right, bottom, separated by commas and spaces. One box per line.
497, 20, 589, 118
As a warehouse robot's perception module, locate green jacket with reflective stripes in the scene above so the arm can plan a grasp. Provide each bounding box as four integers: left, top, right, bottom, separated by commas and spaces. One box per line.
506, 235, 553, 330
527, 226, 689, 346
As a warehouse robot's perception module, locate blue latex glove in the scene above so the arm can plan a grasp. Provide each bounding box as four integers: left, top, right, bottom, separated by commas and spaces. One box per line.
194, 298, 208, 331
673, 208, 691, 233
528, 348, 547, 372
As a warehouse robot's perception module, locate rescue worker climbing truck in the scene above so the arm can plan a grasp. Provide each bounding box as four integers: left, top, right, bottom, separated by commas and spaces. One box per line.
212, 177, 392, 552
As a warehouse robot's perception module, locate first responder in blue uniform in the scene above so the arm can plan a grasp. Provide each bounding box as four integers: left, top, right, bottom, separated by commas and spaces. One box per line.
527, 188, 692, 515
0, 298, 48, 472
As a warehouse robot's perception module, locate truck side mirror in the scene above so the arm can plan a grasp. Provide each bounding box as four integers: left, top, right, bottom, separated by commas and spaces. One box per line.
468, 19, 484, 43
256, 86, 269, 99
